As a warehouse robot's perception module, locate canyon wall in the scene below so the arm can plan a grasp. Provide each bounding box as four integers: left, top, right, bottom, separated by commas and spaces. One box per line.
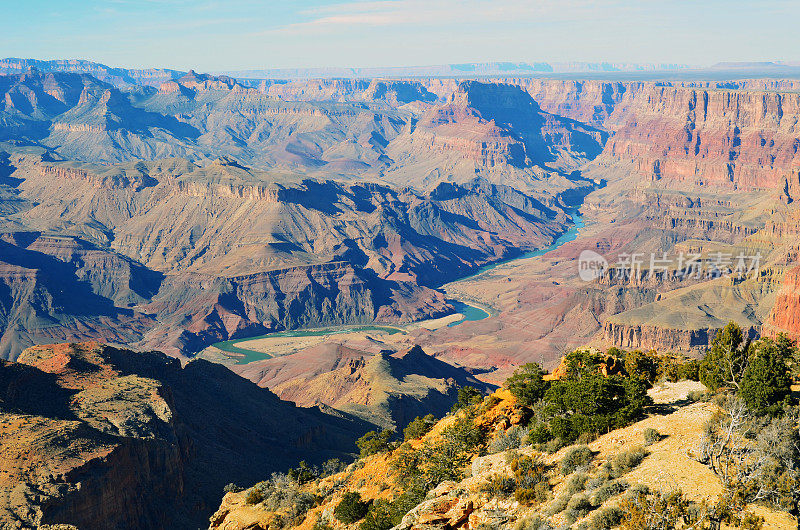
516, 79, 800, 194
768, 265, 800, 339
603, 318, 765, 354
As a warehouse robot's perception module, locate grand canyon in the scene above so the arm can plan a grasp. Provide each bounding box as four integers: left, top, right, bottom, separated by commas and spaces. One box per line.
4, 4, 800, 528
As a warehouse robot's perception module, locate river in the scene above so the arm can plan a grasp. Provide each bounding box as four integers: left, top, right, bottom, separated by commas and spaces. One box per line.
210, 212, 583, 364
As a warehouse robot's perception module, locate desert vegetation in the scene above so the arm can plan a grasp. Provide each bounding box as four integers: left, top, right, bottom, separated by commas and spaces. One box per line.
507, 347, 657, 450
212, 326, 800, 529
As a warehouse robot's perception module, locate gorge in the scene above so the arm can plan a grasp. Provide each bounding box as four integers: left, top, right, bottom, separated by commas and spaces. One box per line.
3, 58, 800, 528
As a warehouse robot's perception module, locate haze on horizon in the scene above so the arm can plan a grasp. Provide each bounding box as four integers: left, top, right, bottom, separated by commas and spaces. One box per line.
2, 0, 800, 72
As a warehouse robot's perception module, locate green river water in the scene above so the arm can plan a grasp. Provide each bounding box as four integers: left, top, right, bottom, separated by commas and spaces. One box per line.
212, 213, 583, 364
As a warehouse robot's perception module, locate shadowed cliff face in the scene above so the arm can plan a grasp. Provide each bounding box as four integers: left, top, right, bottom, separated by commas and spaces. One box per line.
0, 234, 158, 359
0, 342, 369, 529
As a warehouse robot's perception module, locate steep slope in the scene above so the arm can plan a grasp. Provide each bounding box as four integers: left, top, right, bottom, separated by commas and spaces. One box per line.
515, 79, 800, 195
0, 342, 368, 529
209, 385, 795, 529
767, 264, 800, 339
0, 233, 157, 359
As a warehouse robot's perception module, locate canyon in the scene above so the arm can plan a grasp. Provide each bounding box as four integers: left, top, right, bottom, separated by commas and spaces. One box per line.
2, 57, 800, 528
2, 62, 800, 366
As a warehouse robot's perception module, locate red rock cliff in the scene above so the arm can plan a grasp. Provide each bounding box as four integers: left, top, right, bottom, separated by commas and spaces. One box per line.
768, 265, 800, 339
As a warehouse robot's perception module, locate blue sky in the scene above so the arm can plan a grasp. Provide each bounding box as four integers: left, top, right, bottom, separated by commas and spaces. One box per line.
2, 0, 799, 71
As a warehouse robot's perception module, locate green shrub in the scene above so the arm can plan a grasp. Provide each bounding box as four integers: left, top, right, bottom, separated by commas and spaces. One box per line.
740, 337, 793, 414
658, 358, 682, 383
586, 469, 611, 490
223, 483, 242, 493
489, 425, 529, 454
543, 438, 563, 454
403, 414, 437, 441
245, 487, 264, 505
510, 454, 547, 484
514, 481, 550, 505
542, 355, 652, 444
590, 506, 623, 529
547, 492, 571, 515
441, 413, 485, 450
513, 515, 554, 530
699, 322, 749, 392
565, 472, 588, 495
359, 499, 394, 530
481, 474, 516, 498
591, 479, 628, 506
357, 429, 395, 457
679, 359, 700, 381
611, 446, 648, 476
643, 427, 661, 446
565, 493, 593, 523
334, 492, 369, 524
478, 395, 502, 414
506, 363, 550, 406
624, 350, 659, 385
526, 424, 553, 445
687, 389, 710, 402
452, 386, 483, 411
508, 453, 549, 505
386, 487, 425, 523
321, 458, 347, 477
248, 474, 317, 524
391, 413, 485, 492
561, 445, 594, 475
625, 483, 650, 499
288, 460, 316, 484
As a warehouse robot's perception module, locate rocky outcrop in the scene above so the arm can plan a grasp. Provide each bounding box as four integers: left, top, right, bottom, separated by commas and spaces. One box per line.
35, 162, 154, 190
176, 180, 283, 202
399, 81, 605, 172
0, 342, 368, 529
602, 321, 760, 352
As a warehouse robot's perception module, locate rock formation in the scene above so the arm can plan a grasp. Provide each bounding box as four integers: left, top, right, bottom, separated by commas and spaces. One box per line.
236, 344, 495, 429
0, 342, 368, 529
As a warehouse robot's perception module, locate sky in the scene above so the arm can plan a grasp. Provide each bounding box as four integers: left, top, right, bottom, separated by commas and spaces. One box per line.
2, 0, 800, 72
